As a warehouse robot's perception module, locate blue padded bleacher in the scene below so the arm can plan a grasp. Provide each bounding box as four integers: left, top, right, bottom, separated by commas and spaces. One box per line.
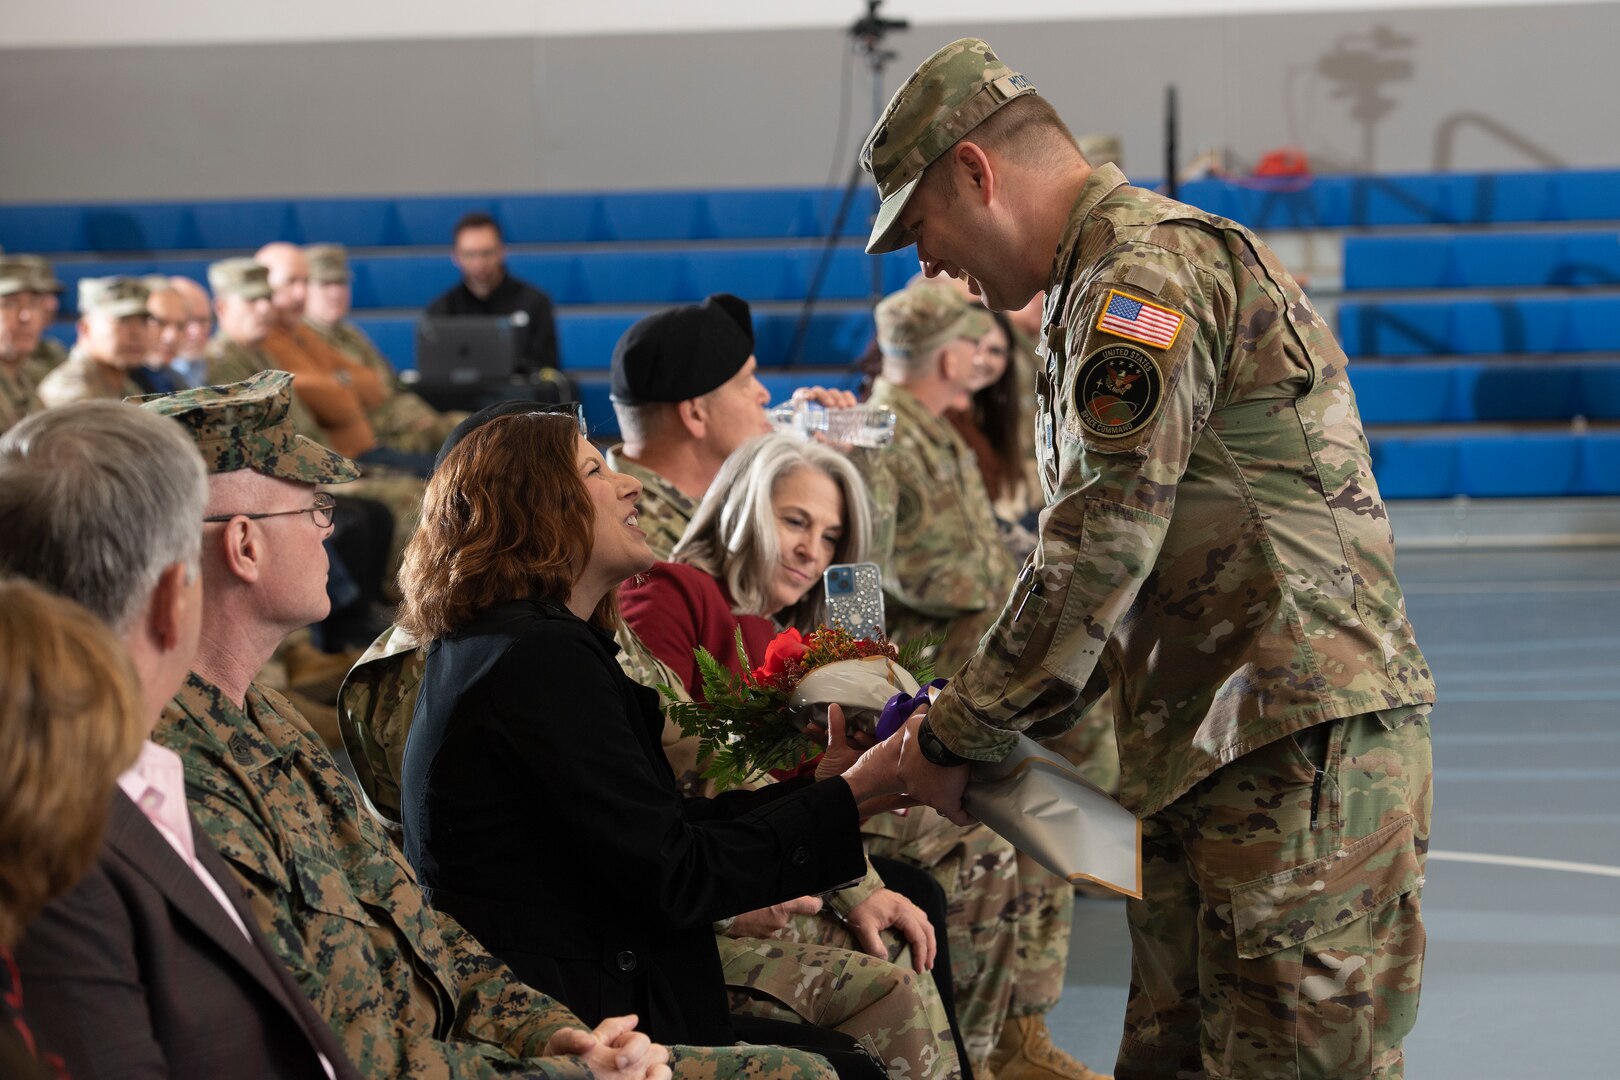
1369, 432, 1620, 499
1337, 295, 1620, 357
0, 187, 882, 255
6, 171, 1615, 255
1350, 361, 1620, 425
351, 307, 877, 373
1343, 231, 1620, 290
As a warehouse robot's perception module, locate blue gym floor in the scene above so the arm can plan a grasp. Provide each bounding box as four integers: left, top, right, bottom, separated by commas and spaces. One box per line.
1048, 544, 1620, 1078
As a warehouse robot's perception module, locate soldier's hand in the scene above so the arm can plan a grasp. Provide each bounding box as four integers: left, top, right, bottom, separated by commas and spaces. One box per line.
546, 1014, 672, 1080
897, 709, 975, 827
845, 887, 937, 973
725, 895, 825, 939
791, 385, 860, 410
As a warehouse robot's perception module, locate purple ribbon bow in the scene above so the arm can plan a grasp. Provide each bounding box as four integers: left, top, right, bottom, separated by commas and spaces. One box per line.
874, 679, 949, 742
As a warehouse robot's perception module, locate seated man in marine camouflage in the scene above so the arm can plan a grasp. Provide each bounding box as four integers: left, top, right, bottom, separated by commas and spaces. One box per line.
139, 372, 838, 1080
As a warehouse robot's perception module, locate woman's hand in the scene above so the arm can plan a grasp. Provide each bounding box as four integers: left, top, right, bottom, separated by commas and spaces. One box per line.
844, 887, 937, 973
724, 895, 825, 939
545, 1014, 672, 1080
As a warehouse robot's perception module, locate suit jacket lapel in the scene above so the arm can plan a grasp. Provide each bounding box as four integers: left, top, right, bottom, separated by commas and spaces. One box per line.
102, 791, 304, 1019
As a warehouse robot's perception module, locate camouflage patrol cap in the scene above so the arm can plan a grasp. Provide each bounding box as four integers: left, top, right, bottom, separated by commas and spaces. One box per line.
134, 369, 360, 483
306, 243, 350, 284
860, 38, 1036, 255
875, 281, 993, 362
0, 257, 33, 298
78, 276, 151, 319
15, 254, 63, 294
208, 257, 273, 301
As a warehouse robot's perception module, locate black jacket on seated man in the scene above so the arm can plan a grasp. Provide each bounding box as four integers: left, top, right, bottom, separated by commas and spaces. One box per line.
425, 274, 560, 375
401, 598, 867, 1048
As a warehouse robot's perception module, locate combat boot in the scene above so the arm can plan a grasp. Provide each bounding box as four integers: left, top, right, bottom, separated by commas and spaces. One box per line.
989, 1015, 1111, 1080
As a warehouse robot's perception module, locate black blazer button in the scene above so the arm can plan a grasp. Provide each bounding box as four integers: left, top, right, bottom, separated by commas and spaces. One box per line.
615, 950, 638, 973
790, 846, 810, 866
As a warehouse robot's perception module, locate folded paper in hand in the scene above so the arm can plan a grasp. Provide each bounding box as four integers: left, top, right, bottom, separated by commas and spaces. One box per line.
963, 734, 1143, 899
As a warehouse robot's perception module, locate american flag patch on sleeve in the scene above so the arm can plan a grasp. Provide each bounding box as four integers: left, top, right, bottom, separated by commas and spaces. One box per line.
1096, 289, 1184, 349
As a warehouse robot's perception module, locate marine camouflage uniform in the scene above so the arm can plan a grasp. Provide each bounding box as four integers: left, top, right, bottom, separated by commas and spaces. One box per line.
607, 445, 698, 560
861, 40, 1435, 1078
159, 675, 834, 1080
337, 626, 960, 1080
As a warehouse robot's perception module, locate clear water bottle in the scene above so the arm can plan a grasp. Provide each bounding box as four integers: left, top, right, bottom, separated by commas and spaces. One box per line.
768, 402, 897, 449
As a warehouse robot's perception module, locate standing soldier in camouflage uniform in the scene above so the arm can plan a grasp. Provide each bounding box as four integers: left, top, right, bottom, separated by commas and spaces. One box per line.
36, 276, 152, 408
863, 40, 1435, 1080
0, 258, 55, 433
138, 372, 837, 1080
303, 243, 467, 455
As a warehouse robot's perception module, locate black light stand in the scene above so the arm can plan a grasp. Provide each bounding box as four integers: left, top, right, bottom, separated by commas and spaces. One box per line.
785, 0, 907, 368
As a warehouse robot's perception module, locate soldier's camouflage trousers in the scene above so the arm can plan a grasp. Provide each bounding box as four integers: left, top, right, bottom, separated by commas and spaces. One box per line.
849, 810, 1072, 1076
669, 1039, 838, 1080
1117, 709, 1432, 1080
720, 935, 960, 1080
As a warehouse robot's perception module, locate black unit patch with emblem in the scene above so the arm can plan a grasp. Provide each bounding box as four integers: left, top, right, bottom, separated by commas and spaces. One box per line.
1073, 343, 1163, 439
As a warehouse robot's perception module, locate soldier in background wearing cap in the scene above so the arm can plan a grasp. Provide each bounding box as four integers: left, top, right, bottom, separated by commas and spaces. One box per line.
863, 39, 1434, 1080
142, 372, 819, 1080
15, 254, 69, 372
36, 276, 151, 409
303, 242, 467, 455
0, 258, 56, 433
607, 293, 857, 559
844, 280, 1094, 1080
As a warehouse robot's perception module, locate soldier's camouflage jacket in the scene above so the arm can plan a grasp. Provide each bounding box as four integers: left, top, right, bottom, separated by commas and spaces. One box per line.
857, 377, 1018, 673
606, 446, 697, 561
159, 673, 595, 1080
928, 164, 1435, 816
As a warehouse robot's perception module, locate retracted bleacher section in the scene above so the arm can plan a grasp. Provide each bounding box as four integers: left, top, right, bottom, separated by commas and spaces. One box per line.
7, 168, 1620, 497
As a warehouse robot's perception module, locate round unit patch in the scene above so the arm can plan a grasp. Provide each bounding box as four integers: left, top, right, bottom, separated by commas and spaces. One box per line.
1073, 343, 1164, 439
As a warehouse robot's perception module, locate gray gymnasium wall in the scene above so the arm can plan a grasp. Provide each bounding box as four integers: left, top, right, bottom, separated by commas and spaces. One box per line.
2, 2, 1617, 203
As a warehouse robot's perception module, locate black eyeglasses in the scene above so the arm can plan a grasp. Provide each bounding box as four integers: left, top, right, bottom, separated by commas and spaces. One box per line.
204, 491, 336, 529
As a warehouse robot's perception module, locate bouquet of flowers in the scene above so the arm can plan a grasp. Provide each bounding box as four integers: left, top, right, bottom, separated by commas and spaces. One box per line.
661, 625, 935, 791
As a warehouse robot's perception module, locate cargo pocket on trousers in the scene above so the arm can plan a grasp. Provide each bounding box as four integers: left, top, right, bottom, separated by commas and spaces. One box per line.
1226, 815, 1426, 1079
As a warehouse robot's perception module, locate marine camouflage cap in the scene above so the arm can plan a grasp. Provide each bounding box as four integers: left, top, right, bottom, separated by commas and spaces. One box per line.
208, 257, 273, 301
860, 38, 1036, 255
134, 369, 360, 483
306, 243, 350, 284
78, 276, 151, 319
875, 280, 992, 361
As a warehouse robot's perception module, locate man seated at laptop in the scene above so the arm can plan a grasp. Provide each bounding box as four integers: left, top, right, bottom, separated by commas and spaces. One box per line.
256, 242, 435, 478
425, 212, 560, 375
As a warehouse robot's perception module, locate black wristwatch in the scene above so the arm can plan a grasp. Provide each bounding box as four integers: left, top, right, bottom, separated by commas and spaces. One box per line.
917, 719, 968, 767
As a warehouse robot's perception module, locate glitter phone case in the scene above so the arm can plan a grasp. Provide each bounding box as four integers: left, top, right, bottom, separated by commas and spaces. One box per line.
823, 562, 886, 640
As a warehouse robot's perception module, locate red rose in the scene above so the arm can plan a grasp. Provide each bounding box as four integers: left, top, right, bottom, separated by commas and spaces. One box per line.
752, 627, 807, 683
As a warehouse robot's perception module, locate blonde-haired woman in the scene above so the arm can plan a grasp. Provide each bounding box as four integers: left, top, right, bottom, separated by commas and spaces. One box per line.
0, 580, 146, 1077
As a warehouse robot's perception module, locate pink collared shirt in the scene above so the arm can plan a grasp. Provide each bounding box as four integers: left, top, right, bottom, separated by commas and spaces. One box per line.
117, 741, 335, 1080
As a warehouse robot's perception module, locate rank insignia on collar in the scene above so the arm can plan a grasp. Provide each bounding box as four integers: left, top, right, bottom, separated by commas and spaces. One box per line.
1074, 343, 1163, 440
1096, 289, 1184, 350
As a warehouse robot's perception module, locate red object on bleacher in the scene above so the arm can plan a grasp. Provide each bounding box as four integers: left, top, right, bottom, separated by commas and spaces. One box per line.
1253, 148, 1311, 177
